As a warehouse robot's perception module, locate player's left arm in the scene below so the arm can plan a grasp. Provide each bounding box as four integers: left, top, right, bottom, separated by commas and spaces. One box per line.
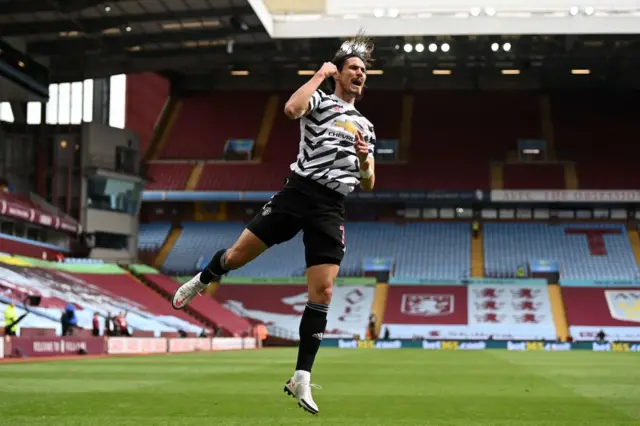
356, 129, 375, 191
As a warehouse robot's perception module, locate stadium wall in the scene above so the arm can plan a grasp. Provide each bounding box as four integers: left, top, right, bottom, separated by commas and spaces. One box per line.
125, 72, 170, 156
0, 336, 258, 359
0, 233, 66, 259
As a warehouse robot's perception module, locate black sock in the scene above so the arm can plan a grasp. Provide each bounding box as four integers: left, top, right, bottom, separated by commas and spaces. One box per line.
200, 249, 229, 284
295, 302, 328, 373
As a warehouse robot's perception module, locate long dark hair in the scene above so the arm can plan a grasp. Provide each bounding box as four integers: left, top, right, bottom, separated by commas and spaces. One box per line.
326, 29, 375, 98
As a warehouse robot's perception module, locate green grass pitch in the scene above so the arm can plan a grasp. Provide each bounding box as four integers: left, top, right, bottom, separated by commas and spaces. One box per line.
1, 348, 638, 425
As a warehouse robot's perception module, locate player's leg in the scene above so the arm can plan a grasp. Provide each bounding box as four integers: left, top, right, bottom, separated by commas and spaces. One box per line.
284, 211, 344, 415
172, 194, 302, 310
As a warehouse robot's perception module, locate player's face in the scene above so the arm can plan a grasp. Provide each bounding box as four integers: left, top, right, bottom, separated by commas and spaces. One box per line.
338, 57, 367, 96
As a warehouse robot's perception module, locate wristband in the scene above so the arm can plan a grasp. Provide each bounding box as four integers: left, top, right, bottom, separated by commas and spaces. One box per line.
360, 167, 373, 179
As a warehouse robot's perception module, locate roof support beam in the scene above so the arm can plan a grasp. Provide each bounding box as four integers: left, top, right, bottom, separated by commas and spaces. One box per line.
0, 0, 123, 15
28, 25, 264, 55
1, 5, 254, 36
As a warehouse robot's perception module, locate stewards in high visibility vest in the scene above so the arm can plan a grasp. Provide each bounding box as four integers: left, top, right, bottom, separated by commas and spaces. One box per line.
4, 303, 18, 336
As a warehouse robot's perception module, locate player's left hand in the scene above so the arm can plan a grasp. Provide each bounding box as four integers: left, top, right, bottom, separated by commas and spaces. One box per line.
355, 130, 369, 164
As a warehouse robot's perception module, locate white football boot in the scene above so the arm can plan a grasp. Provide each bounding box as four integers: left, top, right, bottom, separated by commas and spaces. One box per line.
284, 371, 321, 415
171, 272, 209, 310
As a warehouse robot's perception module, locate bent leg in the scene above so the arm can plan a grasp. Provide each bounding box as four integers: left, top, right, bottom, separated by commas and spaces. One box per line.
200, 229, 269, 284
200, 196, 303, 284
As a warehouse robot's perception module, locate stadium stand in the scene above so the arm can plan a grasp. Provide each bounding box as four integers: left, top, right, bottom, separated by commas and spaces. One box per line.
381, 282, 557, 340
214, 282, 375, 339
138, 267, 252, 336
562, 286, 640, 342
484, 223, 640, 280
551, 92, 640, 189
0, 259, 203, 335
145, 163, 193, 191
161, 92, 269, 160
160, 222, 471, 279
138, 223, 172, 251
144, 91, 563, 192
0, 256, 256, 337
502, 163, 566, 189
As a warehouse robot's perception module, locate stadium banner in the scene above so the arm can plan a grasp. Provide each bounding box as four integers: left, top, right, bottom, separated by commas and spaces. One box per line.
570, 326, 640, 342
107, 337, 168, 355
4, 337, 106, 357
468, 283, 557, 340
381, 324, 556, 340
388, 278, 547, 286
490, 190, 640, 203
141, 190, 487, 203
0, 198, 81, 234
591, 342, 640, 352
560, 279, 640, 287
211, 337, 257, 351
168, 338, 211, 353
348, 190, 486, 202
323, 339, 640, 352
220, 277, 376, 286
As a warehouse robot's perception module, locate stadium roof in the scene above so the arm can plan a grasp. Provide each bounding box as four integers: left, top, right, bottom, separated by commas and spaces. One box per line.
1, 0, 639, 91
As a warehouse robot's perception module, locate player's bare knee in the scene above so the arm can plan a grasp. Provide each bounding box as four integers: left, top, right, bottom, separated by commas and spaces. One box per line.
223, 248, 247, 270
310, 282, 333, 305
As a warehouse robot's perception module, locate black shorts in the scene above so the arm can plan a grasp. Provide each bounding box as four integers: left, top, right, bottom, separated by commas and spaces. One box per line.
247, 173, 346, 268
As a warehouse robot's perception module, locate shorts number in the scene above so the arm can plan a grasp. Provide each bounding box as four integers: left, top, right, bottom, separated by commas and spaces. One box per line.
339, 225, 345, 245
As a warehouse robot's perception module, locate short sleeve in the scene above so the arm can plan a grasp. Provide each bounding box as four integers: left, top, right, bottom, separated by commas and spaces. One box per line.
306, 90, 324, 115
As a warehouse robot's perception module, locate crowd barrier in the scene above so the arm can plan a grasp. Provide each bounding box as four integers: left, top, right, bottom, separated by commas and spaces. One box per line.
322, 339, 640, 352
0, 336, 259, 358
559, 279, 640, 287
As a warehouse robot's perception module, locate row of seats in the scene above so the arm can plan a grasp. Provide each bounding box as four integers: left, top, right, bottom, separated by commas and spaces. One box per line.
159, 221, 470, 278
138, 222, 171, 251
484, 223, 639, 280
144, 91, 640, 190
143, 221, 640, 280
146, 161, 568, 191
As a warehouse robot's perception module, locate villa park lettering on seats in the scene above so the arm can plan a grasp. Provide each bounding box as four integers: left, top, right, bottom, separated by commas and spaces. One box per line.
491, 190, 640, 203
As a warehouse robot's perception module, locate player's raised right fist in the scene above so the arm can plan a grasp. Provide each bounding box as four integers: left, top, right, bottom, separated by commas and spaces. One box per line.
317, 62, 338, 80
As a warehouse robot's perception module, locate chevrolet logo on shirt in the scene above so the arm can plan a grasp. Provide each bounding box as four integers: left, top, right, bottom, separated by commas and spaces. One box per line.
334, 120, 359, 135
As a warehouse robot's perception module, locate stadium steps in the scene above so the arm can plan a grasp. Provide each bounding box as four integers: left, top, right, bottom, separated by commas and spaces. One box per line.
252, 94, 279, 162
398, 95, 413, 161
154, 226, 182, 269
185, 161, 205, 190
126, 267, 217, 329
471, 234, 484, 277
491, 162, 504, 189
538, 94, 556, 160
564, 162, 579, 189
627, 227, 640, 270
547, 284, 569, 341
146, 97, 183, 160
370, 283, 389, 335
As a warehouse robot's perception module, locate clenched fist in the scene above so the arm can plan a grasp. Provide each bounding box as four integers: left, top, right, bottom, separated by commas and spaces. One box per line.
355, 130, 369, 164
317, 62, 338, 80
